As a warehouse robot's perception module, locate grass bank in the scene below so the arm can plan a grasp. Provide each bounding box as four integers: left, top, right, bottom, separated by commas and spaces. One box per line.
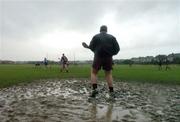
0, 64, 180, 88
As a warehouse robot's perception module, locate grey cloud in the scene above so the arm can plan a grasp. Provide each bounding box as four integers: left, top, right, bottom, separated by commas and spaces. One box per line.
0, 0, 179, 60
114, 0, 180, 50
1, 0, 112, 42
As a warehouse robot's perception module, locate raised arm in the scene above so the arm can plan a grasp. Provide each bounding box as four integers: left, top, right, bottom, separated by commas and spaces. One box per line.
82, 42, 89, 49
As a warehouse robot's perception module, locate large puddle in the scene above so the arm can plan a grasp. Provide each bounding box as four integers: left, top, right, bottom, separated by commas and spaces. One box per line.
0, 79, 180, 122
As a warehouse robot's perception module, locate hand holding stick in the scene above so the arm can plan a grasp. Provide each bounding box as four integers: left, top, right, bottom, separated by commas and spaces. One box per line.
82, 42, 89, 48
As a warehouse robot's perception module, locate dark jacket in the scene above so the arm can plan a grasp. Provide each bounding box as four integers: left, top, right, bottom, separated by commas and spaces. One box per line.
89, 32, 120, 57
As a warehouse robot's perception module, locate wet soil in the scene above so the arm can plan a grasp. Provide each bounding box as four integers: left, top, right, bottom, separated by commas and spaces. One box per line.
0, 79, 180, 122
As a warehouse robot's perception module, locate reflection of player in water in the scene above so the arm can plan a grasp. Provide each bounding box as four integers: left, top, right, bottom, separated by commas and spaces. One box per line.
89, 103, 113, 121
59, 53, 69, 72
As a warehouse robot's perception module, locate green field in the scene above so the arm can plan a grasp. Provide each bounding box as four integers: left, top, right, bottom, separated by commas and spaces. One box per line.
0, 64, 180, 88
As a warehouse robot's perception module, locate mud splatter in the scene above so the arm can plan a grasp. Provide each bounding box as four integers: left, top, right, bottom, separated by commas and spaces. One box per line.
0, 79, 180, 122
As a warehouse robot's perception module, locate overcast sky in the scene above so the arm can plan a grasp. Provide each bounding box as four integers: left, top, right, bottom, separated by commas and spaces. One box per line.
0, 0, 179, 61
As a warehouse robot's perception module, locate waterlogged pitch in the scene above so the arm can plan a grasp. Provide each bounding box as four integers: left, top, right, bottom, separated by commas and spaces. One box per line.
0, 65, 180, 121
0, 79, 180, 122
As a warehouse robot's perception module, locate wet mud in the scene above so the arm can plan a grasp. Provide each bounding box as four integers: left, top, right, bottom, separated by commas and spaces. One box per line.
0, 79, 180, 122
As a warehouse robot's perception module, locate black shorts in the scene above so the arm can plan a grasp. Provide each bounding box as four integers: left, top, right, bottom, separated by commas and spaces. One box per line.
92, 56, 113, 71
44, 62, 48, 65
63, 61, 68, 65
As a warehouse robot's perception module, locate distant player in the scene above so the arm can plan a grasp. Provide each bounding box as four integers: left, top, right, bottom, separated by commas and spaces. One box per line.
59, 53, 69, 72
158, 60, 162, 70
165, 58, 171, 71
44, 57, 48, 68
82, 25, 120, 99
35, 62, 41, 67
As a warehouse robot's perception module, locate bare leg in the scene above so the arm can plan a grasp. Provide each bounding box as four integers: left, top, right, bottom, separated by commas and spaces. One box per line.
89, 68, 99, 97
105, 70, 113, 87
105, 70, 115, 98
65, 64, 68, 72
61, 64, 65, 72
91, 68, 98, 84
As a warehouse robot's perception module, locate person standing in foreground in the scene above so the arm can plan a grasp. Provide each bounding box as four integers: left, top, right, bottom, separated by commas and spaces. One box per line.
59, 53, 69, 72
82, 25, 120, 98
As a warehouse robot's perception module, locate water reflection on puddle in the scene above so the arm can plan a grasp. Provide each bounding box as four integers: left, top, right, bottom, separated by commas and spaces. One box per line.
88, 103, 149, 122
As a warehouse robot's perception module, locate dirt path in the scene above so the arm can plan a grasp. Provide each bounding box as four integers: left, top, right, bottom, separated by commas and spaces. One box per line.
0, 79, 180, 122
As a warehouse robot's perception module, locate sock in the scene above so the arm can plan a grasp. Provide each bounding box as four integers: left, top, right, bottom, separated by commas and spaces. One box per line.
109, 87, 114, 92
92, 84, 97, 90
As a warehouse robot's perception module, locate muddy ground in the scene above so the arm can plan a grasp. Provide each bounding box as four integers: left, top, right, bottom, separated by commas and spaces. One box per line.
0, 79, 180, 122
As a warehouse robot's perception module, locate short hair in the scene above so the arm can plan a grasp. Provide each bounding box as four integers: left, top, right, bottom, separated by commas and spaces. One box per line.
100, 25, 107, 32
